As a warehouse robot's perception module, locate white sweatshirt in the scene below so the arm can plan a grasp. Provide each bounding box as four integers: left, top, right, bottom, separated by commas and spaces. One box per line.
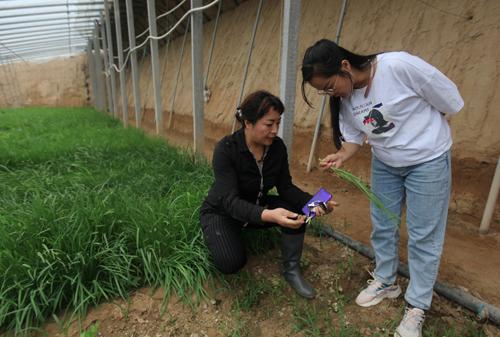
340, 51, 464, 167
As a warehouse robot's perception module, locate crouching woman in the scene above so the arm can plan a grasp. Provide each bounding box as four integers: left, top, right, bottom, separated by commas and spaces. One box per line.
200, 90, 335, 298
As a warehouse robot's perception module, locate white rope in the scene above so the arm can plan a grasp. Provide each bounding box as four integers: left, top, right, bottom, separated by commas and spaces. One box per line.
157, 0, 189, 20
122, 0, 188, 53
107, 0, 219, 75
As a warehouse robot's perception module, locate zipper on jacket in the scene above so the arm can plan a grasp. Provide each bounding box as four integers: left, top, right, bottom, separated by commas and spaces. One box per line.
242, 147, 269, 228
254, 146, 269, 205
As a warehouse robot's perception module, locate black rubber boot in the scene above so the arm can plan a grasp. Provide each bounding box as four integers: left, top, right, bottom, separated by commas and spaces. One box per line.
281, 232, 316, 299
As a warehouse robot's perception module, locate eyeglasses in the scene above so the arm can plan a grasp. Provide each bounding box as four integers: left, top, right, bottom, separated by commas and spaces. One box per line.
317, 75, 338, 96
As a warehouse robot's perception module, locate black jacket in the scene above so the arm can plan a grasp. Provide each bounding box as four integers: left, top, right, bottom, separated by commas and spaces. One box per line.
200, 128, 312, 224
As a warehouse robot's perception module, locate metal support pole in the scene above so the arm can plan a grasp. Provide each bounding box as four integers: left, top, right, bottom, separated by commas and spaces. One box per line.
191, 0, 204, 154
93, 25, 105, 111
139, 47, 150, 112
159, 1, 171, 88
0, 56, 22, 107
0, 64, 6, 107
168, 17, 190, 129
231, 0, 263, 133
104, 0, 117, 117
147, 0, 163, 135
159, 35, 170, 88
114, 0, 128, 126
204, 0, 222, 91
0, 62, 13, 106
7, 59, 22, 106
1, 63, 11, 104
306, 0, 348, 172
2, 59, 16, 106
306, 98, 327, 171
125, 0, 142, 128
87, 40, 98, 109
0, 59, 6, 106
479, 157, 500, 233
278, 0, 301, 153
100, 17, 113, 114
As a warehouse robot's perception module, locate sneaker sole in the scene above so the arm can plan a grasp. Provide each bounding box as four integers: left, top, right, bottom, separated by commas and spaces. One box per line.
394, 327, 422, 337
356, 286, 402, 307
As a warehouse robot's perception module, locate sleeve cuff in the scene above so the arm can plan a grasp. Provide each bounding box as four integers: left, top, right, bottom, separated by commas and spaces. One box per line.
250, 205, 266, 225
343, 136, 364, 146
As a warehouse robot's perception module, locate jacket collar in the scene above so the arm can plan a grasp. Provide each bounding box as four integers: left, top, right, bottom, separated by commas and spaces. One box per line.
234, 127, 250, 153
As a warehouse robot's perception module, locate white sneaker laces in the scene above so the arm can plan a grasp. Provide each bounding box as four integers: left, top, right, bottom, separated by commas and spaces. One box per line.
366, 271, 384, 290
403, 307, 425, 328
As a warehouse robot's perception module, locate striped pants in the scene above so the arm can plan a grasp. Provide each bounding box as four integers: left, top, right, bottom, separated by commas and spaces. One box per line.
200, 196, 305, 274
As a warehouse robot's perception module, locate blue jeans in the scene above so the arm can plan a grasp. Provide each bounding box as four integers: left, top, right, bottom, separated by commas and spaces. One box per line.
370, 151, 451, 310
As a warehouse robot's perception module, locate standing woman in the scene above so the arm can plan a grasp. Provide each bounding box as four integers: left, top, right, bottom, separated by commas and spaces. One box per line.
200, 90, 335, 299
301, 39, 463, 337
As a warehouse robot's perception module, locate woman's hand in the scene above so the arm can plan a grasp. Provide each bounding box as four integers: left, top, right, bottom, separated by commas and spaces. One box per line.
319, 153, 344, 169
319, 143, 361, 169
311, 200, 338, 217
261, 208, 305, 229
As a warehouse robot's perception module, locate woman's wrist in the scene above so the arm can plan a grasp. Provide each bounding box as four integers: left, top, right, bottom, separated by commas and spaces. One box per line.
337, 151, 346, 163
261, 209, 272, 222
340, 142, 361, 162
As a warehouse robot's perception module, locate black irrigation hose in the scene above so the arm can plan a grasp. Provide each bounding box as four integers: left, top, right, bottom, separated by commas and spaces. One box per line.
320, 225, 500, 326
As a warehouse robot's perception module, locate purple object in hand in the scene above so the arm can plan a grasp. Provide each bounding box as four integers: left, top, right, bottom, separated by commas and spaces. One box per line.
302, 188, 332, 220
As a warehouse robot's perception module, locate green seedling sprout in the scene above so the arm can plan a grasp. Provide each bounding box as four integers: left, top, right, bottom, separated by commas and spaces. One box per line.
320, 159, 400, 225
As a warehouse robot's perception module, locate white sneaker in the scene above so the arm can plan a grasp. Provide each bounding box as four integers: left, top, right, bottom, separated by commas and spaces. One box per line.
394, 307, 425, 337
355, 275, 401, 307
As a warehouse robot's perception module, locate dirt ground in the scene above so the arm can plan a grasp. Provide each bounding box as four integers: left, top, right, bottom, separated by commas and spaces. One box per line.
37, 110, 500, 336
41, 236, 498, 337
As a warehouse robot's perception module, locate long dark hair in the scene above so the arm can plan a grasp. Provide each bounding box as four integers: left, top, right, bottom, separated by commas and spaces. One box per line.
301, 39, 376, 149
235, 90, 284, 128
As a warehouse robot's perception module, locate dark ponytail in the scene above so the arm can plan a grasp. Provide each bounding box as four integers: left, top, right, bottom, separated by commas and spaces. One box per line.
329, 96, 343, 150
301, 39, 376, 150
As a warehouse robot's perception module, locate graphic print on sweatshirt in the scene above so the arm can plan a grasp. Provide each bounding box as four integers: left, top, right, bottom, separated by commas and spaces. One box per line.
362, 103, 395, 135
